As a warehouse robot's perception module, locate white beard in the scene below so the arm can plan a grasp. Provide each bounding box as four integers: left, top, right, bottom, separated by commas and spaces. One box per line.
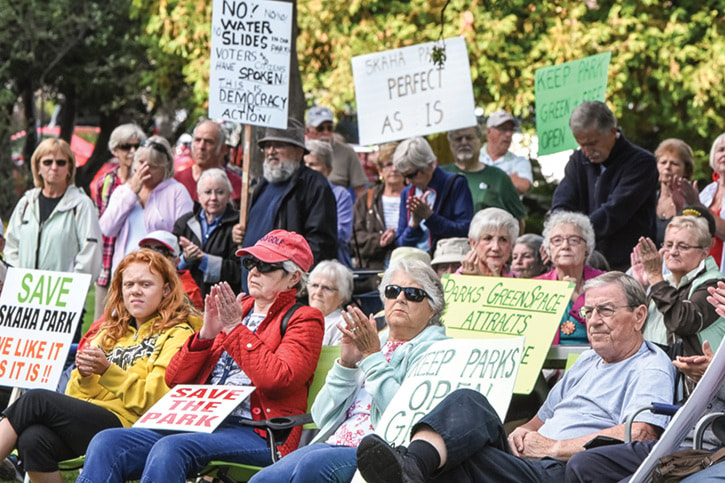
263, 158, 299, 182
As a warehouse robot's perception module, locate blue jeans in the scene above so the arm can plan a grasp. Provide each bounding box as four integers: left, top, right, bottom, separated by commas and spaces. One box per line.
683, 461, 725, 481
249, 443, 357, 483
78, 422, 272, 483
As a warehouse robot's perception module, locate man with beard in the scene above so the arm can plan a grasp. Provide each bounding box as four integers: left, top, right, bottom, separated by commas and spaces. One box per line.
174, 120, 243, 207
442, 125, 526, 229
233, 118, 337, 291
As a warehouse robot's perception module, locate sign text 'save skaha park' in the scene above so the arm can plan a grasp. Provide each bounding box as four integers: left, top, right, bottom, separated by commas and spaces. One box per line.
535, 52, 611, 156
0, 268, 89, 390
441, 274, 574, 394
352, 37, 477, 146
209, 0, 293, 128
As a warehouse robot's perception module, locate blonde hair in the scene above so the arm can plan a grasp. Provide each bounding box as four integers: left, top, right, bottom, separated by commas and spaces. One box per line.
31, 138, 76, 188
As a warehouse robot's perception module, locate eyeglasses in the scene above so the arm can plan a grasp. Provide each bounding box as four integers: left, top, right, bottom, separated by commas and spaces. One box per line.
402, 170, 419, 180
380, 162, 395, 170
384, 284, 429, 302
550, 235, 585, 247
315, 124, 334, 133
118, 143, 141, 151
141, 140, 170, 160
242, 257, 286, 274
40, 158, 68, 167
578, 304, 632, 320
662, 242, 702, 253
260, 141, 291, 152
308, 282, 338, 294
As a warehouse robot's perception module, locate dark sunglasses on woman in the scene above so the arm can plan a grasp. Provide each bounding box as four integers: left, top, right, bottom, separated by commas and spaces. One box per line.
384, 284, 429, 302
242, 257, 285, 274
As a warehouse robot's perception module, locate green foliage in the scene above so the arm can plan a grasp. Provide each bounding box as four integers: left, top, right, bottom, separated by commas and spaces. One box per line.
295, 0, 725, 171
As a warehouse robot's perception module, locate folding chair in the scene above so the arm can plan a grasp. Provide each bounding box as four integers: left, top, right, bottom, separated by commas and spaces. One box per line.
199, 345, 340, 483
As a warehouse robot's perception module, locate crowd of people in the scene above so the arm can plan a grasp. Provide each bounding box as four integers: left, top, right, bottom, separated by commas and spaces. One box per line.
2, 98, 725, 482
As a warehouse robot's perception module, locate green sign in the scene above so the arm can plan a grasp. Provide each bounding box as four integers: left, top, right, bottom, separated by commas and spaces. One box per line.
535, 52, 611, 156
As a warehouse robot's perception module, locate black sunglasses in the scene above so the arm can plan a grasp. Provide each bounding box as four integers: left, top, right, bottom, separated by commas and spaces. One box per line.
141, 140, 170, 160
119, 142, 140, 151
41, 158, 68, 167
243, 257, 285, 274
384, 284, 429, 302
403, 170, 419, 180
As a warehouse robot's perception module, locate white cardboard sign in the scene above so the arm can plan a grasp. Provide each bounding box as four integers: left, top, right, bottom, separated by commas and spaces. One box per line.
375, 337, 524, 447
134, 385, 256, 433
0, 268, 89, 390
209, 0, 293, 128
352, 36, 477, 145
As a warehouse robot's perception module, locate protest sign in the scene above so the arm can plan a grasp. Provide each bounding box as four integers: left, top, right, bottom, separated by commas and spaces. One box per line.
375, 338, 524, 447
441, 274, 574, 394
0, 268, 90, 390
209, 0, 293, 128
535, 52, 611, 156
630, 342, 725, 482
134, 385, 255, 433
352, 36, 477, 145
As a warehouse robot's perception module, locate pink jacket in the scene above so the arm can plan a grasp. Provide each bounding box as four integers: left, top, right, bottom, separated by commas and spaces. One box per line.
535, 265, 605, 344
99, 178, 193, 272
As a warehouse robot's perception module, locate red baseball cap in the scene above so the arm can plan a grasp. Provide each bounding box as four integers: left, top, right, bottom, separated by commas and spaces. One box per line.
236, 230, 313, 271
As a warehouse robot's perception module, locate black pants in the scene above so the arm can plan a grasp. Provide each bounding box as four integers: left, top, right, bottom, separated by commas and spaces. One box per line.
2, 389, 123, 472
413, 389, 566, 483
565, 440, 657, 483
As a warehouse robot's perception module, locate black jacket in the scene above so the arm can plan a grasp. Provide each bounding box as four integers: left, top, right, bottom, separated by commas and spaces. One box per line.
551, 132, 657, 269
248, 163, 338, 264
173, 202, 241, 297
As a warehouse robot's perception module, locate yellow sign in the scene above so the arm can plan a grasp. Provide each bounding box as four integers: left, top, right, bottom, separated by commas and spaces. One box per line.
441, 274, 574, 394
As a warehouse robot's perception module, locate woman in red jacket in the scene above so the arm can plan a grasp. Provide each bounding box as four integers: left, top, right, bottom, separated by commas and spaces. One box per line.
79, 230, 325, 483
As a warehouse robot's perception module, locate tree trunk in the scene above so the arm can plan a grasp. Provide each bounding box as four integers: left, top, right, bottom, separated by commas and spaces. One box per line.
21, 82, 37, 168
75, 111, 118, 192
59, 84, 76, 143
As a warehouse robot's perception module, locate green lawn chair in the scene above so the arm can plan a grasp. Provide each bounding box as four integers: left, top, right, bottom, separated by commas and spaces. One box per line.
199, 345, 341, 483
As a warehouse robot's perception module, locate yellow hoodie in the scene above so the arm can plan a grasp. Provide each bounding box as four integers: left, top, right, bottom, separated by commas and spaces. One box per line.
65, 314, 201, 427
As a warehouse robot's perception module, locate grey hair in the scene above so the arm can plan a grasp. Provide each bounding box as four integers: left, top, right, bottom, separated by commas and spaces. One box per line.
468, 208, 519, 245
309, 260, 354, 302
569, 101, 617, 135
305, 139, 333, 172
196, 167, 232, 195
542, 211, 596, 261
666, 215, 713, 251
709, 133, 725, 171
583, 272, 646, 309
133, 135, 174, 180
193, 120, 227, 155
379, 258, 445, 326
108, 124, 146, 151
447, 125, 483, 141
281, 260, 308, 291
515, 234, 544, 265
393, 137, 437, 173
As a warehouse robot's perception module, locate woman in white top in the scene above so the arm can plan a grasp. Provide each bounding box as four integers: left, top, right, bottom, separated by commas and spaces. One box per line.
308, 260, 354, 345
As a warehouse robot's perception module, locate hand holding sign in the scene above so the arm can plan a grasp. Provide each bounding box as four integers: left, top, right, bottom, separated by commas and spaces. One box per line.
75, 346, 110, 377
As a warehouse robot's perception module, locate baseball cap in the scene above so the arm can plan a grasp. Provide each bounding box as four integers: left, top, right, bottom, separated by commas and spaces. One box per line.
236, 229, 314, 271
139, 230, 180, 258
486, 110, 518, 129
306, 106, 334, 128
431, 237, 470, 267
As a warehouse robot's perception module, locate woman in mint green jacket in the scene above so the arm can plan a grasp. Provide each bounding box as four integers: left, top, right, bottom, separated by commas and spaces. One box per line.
250, 258, 448, 483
